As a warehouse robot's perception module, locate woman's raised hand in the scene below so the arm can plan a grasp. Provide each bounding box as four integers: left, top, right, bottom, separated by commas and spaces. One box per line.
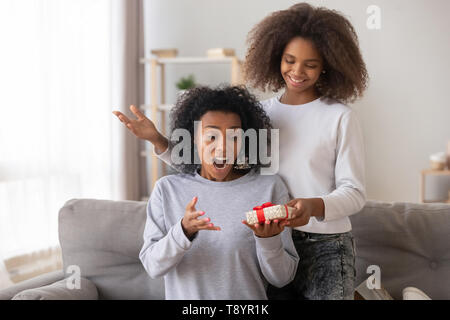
181, 197, 221, 240
113, 105, 160, 142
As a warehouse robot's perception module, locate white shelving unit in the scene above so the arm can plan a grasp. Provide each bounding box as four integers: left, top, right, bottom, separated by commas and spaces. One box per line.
139, 55, 243, 189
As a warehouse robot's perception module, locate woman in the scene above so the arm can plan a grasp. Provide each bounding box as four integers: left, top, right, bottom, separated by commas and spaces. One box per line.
133, 86, 299, 299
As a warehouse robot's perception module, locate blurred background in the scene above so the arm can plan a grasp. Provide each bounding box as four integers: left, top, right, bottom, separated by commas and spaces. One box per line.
0, 0, 449, 289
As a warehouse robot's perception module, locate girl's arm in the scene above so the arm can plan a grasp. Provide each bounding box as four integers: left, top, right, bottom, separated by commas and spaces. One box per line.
287, 110, 366, 226
139, 182, 192, 279
320, 110, 366, 221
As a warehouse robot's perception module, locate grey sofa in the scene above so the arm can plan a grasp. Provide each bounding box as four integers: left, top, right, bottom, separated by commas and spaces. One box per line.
0, 198, 449, 300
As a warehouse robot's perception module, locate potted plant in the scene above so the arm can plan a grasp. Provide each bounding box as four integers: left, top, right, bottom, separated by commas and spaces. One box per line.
176, 74, 196, 98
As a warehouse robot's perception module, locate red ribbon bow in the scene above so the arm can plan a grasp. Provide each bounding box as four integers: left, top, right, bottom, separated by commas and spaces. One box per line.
253, 202, 275, 223
252, 202, 289, 224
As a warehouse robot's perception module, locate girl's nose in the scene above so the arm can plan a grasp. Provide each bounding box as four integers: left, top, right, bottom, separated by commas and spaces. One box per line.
292, 63, 306, 76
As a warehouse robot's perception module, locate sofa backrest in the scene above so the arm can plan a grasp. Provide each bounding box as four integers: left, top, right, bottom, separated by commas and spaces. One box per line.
58, 198, 164, 300
59, 198, 450, 300
350, 200, 450, 300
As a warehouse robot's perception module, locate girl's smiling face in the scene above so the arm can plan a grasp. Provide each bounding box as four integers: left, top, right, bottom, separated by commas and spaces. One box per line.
280, 37, 324, 100
195, 111, 243, 182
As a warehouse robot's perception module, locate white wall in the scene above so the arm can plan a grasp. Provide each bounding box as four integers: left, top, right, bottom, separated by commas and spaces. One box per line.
143, 0, 450, 203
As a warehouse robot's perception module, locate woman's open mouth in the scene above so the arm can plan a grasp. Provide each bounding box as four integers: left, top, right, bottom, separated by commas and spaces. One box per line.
213, 157, 228, 170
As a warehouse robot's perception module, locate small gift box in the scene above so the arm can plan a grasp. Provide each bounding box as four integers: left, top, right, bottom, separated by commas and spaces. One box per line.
245, 202, 295, 225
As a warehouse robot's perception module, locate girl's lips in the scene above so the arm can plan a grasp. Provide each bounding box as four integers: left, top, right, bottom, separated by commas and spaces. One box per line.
286, 74, 308, 88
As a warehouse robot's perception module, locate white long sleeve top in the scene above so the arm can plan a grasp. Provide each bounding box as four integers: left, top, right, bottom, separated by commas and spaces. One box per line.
156, 95, 366, 234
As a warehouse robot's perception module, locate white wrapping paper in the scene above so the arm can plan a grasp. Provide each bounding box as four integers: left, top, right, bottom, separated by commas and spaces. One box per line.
246, 204, 295, 224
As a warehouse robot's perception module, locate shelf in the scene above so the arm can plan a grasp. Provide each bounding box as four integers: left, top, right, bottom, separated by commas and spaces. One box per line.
422, 199, 450, 204
140, 104, 173, 112
421, 169, 450, 176
142, 53, 242, 189
140, 56, 239, 65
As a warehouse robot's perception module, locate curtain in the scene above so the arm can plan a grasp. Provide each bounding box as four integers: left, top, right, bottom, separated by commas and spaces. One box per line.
0, 0, 144, 288
111, 0, 145, 201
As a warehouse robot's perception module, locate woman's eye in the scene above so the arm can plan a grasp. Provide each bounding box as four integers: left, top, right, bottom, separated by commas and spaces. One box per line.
285, 59, 294, 64
306, 65, 317, 69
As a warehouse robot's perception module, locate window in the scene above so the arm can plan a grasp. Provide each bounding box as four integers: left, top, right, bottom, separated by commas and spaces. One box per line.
0, 0, 113, 259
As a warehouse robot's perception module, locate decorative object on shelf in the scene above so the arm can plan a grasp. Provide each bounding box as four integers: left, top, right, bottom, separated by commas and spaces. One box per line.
420, 143, 450, 204
207, 48, 236, 58
429, 152, 447, 171
176, 74, 196, 91
420, 169, 450, 203
150, 48, 178, 58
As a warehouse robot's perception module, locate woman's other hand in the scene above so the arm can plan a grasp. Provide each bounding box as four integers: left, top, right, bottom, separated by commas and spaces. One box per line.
181, 197, 221, 240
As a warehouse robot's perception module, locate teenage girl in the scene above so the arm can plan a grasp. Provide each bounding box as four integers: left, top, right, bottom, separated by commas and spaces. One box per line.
114, 2, 368, 300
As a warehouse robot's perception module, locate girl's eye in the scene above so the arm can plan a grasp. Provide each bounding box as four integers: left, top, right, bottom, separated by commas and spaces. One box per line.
285, 59, 294, 64
306, 65, 317, 69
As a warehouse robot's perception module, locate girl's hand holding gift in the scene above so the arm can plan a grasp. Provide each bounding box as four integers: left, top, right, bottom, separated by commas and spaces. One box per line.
284, 198, 325, 228
181, 196, 221, 240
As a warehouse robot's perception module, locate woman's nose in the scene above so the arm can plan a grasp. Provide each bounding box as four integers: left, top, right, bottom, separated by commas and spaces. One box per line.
215, 146, 225, 158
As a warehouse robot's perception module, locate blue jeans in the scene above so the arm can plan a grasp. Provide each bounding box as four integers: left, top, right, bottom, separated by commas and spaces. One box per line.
267, 230, 356, 300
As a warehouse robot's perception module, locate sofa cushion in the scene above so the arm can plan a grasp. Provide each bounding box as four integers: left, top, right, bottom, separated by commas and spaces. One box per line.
58, 199, 164, 300
350, 200, 450, 300
0, 270, 64, 300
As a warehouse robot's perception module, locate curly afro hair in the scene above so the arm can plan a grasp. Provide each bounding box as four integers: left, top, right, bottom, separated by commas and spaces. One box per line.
243, 2, 368, 104
169, 85, 273, 174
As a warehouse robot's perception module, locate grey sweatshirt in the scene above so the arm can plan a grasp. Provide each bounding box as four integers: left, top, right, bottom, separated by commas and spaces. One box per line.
139, 169, 299, 300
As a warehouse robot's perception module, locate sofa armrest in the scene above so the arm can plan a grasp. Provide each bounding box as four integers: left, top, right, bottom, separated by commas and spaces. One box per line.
0, 270, 64, 300
11, 276, 98, 300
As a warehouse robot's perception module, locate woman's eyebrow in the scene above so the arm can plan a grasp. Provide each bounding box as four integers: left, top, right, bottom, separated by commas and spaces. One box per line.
204, 125, 241, 129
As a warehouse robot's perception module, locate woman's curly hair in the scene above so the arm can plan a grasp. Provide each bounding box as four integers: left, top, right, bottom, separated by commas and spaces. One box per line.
243, 2, 368, 104
169, 85, 272, 174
